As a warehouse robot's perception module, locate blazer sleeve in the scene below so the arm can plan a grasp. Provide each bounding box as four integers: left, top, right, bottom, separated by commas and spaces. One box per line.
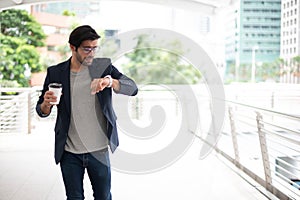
110, 64, 138, 96
36, 67, 52, 117
90, 58, 138, 96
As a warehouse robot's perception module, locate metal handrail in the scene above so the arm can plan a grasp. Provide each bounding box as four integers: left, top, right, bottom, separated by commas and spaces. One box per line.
225, 99, 300, 120
0, 87, 40, 134
220, 99, 300, 200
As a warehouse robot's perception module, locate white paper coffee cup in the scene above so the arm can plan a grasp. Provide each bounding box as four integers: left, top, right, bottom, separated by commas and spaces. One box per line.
48, 83, 62, 105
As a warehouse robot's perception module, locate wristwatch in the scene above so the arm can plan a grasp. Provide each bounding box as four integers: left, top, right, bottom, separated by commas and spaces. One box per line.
104, 75, 113, 88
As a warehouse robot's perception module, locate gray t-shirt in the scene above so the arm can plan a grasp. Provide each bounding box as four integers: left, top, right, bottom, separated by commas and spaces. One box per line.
65, 66, 108, 153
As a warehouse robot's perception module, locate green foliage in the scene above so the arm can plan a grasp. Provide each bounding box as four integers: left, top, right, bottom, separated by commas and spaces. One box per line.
224, 58, 281, 83
293, 56, 300, 64
0, 9, 46, 87
256, 62, 280, 82
1, 9, 46, 46
291, 56, 300, 77
57, 44, 70, 61
62, 10, 76, 16
0, 79, 20, 88
292, 56, 300, 70
0, 80, 20, 95
122, 34, 201, 85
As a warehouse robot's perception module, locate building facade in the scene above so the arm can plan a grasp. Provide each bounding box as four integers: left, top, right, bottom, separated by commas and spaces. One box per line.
280, 0, 300, 83
32, 2, 95, 18
224, 0, 281, 82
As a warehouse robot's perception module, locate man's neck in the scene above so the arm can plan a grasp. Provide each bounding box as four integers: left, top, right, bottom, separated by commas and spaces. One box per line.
70, 57, 84, 72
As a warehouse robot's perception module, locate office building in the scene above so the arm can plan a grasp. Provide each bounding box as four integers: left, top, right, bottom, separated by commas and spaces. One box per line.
224, 0, 281, 81
280, 0, 300, 83
31, 2, 96, 18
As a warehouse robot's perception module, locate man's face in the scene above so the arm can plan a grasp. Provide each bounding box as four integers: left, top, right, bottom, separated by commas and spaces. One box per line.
74, 39, 99, 67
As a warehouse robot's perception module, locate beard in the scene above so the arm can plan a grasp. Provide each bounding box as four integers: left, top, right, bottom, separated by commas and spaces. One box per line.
75, 53, 94, 67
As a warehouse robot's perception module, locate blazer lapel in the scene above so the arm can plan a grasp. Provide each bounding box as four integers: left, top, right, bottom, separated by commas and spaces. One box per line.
60, 59, 71, 115
89, 58, 111, 79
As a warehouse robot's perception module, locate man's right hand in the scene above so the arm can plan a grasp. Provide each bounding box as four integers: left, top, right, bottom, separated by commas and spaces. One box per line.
41, 91, 57, 114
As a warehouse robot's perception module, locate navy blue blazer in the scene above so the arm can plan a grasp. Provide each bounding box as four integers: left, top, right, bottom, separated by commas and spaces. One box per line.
36, 58, 138, 164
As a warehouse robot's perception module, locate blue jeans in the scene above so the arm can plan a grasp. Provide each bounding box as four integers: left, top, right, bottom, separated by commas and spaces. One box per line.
60, 150, 112, 200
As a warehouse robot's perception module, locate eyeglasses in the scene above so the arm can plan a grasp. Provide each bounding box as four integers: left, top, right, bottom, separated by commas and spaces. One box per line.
80, 46, 99, 54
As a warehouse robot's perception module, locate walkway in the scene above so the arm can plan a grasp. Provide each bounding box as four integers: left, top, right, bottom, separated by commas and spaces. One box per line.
0, 120, 276, 200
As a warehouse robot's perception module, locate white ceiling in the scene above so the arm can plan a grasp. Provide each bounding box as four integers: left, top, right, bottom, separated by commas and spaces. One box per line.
0, 0, 237, 15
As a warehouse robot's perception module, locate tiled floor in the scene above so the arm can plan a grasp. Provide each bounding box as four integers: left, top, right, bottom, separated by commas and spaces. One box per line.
0, 120, 275, 200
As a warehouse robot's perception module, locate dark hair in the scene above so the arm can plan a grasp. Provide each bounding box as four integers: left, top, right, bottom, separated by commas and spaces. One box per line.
68, 25, 100, 48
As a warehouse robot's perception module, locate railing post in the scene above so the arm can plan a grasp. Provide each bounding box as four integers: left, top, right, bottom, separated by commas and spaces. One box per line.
228, 106, 240, 164
271, 91, 275, 109
132, 96, 141, 120
256, 112, 272, 190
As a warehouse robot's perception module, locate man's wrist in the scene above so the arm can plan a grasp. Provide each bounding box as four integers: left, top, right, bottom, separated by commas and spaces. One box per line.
104, 75, 113, 88
37, 103, 51, 117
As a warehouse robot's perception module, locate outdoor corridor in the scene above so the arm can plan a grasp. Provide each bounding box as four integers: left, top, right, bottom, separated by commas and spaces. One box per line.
0, 120, 273, 200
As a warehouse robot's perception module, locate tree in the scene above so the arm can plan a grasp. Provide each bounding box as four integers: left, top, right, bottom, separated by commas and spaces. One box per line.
1, 9, 46, 46
292, 56, 300, 83
122, 34, 201, 85
224, 58, 281, 83
0, 9, 46, 87
256, 61, 280, 82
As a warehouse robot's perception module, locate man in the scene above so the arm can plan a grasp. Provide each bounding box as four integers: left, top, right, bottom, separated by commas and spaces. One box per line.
36, 25, 138, 200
